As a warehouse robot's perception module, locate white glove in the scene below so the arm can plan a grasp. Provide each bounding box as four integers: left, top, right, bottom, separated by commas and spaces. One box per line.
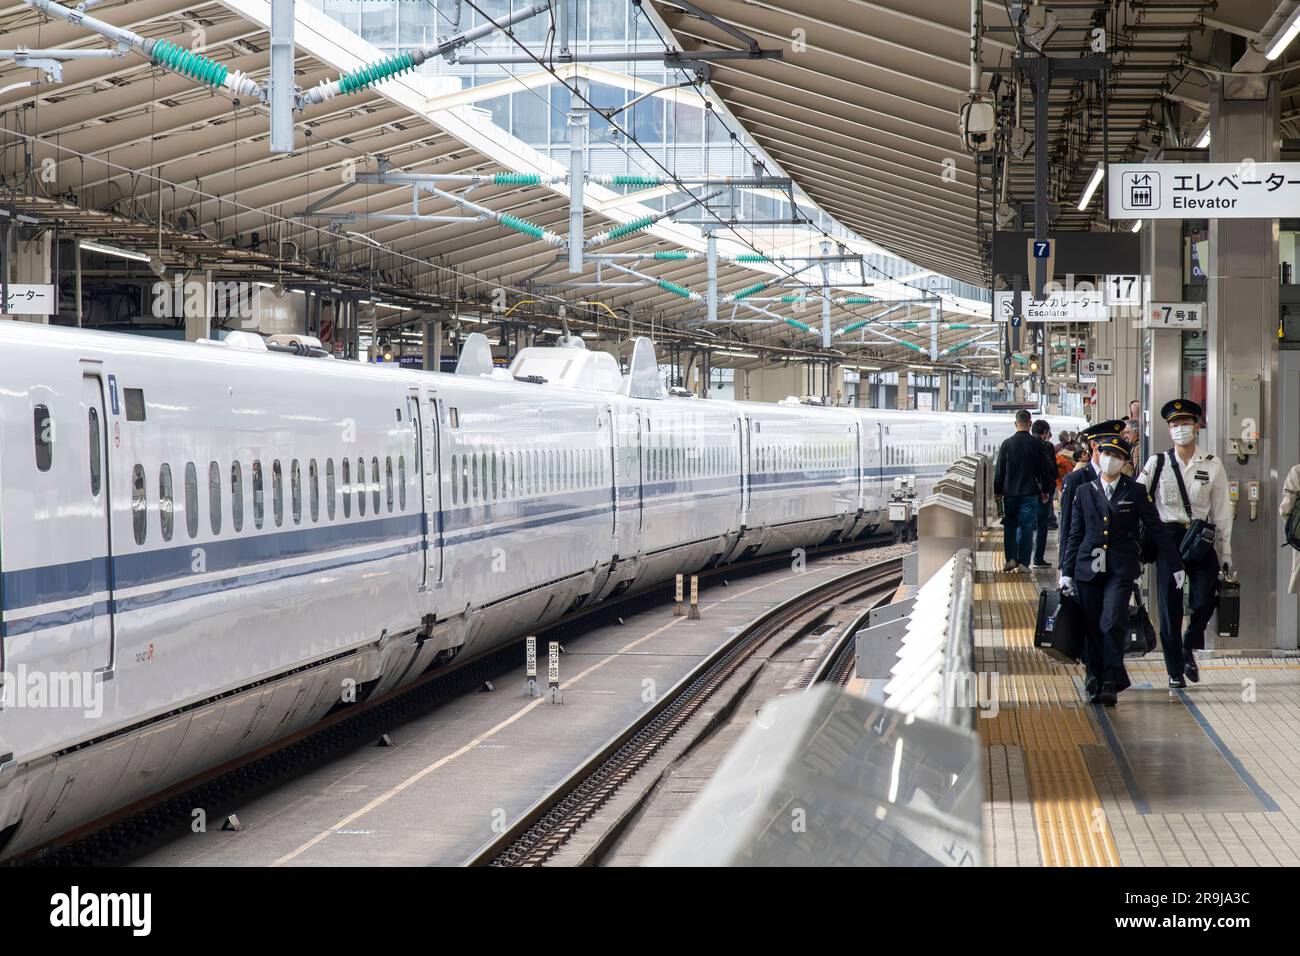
1059, 575, 1074, 594
1173, 570, 1186, 590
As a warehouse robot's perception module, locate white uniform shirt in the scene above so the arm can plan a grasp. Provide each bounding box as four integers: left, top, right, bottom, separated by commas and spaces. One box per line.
1136, 447, 1232, 563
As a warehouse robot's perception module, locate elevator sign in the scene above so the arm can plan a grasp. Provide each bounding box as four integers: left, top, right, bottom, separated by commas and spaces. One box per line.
1108, 162, 1300, 218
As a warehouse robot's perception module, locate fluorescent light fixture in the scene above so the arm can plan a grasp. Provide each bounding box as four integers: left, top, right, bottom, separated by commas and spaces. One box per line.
1077, 164, 1105, 211
1195, 127, 1211, 148
1131, 220, 1143, 233
716, 350, 758, 358
79, 240, 150, 262
1266, 7, 1300, 61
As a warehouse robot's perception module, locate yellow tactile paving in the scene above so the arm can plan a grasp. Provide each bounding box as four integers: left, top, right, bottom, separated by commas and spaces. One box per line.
976, 530, 1121, 867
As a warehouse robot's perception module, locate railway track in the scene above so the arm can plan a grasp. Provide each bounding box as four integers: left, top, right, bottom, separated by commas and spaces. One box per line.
467, 555, 904, 868
799, 601, 878, 691
20, 534, 899, 866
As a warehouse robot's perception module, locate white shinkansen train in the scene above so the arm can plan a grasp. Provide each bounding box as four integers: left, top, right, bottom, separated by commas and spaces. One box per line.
0, 322, 1081, 859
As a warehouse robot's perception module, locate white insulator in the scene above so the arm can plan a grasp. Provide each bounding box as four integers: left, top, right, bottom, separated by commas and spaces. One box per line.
310, 78, 339, 104
224, 69, 260, 99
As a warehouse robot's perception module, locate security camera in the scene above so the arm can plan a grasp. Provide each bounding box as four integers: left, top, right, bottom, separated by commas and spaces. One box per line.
1022, 5, 1060, 52
959, 92, 997, 152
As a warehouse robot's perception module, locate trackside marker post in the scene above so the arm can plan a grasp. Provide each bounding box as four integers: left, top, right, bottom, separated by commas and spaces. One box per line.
547, 640, 563, 704
674, 573, 685, 615
689, 575, 701, 619
525, 635, 539, 698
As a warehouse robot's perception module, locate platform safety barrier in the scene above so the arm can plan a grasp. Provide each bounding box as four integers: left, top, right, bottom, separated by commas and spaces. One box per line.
917, 453, 992, 583
648, 552, 982, 867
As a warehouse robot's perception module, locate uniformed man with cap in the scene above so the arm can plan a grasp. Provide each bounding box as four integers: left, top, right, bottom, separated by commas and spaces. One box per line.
1061, 435, 1183, 706
1136, 398, 1233, 690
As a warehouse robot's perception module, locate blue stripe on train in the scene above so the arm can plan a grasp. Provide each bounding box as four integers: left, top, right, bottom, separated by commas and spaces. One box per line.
0, 464, 948, 635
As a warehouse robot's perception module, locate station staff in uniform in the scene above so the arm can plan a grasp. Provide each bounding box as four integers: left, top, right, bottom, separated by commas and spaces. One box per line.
1061, 436, 1183, 706
1136, 398, 1233, 689
1057, 419, 1126, 570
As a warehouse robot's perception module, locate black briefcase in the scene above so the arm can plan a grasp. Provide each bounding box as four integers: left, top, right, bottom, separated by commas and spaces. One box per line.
1124, 598, 1158, 657
1217, 575, 1240, 639
1035, 589, 1084, 662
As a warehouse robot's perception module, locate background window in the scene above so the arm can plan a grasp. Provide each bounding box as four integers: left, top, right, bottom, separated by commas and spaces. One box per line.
291, 459, 303, 525
309, 459, 320, 522
159, 463, 175, 542
371, 457, 380, 514
273, 460, 284, 526
398, 456, 407, 510
342, 458, 352, 518
385, 457, 394, 513
184, 462, 199, 539
231, 462, 244, 532
132, 464, 148, 544
87, 407, 101, 495
209, 462, 222, 535
33, 404, 52, 471
253, 461, 265, 529
326, 459, 336, 520
357, 457, 366, 516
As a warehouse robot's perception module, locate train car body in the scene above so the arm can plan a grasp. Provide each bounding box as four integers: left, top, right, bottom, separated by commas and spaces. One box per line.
0, 323, 1081, 859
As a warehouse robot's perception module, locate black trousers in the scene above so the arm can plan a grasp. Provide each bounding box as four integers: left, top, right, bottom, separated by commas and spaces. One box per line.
1156, 522, 1219, 678
1075, 573, 1133, 691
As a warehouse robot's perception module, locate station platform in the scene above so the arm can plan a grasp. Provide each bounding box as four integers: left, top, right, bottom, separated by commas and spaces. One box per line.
976, 529, 1300, 867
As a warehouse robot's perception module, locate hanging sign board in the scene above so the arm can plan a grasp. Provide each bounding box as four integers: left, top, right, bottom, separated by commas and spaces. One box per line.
1108, 162, 1300, 218
1, 283, 56, 316
995, 290, 1109, 323
1144, 301, 1206, 329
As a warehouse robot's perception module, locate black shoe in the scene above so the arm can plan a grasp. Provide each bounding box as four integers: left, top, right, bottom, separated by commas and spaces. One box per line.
1100, 682, 1117, 707
1184, 655, 1199, 684
1031, 560, 1052, 569
1168, 676, 1186, 690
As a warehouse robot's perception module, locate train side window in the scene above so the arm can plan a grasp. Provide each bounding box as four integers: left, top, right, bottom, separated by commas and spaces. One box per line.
491, 452, 499, 501
272, 460, 284, 527
341, 458, 352, 518
326, 459, 336, 520
33, 404, 52, 471
398, 456, 406, 511
252, 460, 264, 529
451, 454, 459, 505
448, 407, 460, 428
209, 462, 222, 535
385, 457, 394, 513
132, 464, 148, 544
357, 457, 367, 517
291, 459, 303, 525
184, 462, 199, 539
88, 407, 102, 495
231, 462, 244, 533
471, 454, 480, 502
309, 459, 320, 522
159, 463, 175, 542
462, 455, 469, 504
371, 457, 380, 514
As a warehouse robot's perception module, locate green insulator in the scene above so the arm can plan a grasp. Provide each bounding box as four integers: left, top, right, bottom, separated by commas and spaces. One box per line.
732, 281, 770, 300
606, 215, 656, 241
897, 322, 919, 329
652, 250, 690, 260
151, 39, 229, 90
841, 319, 870, 334
785, 318, 814, 332
494, 172, 542, 186
657, 279, 694, 299
497, 214, 545, 240
946, 322, 973, 330
337, 52, 416, 95
733, 253, 769, 263
613, 175, 662, 186
780, 295, 806, 303
840, 295, 874, 304
899, 340, 925, 352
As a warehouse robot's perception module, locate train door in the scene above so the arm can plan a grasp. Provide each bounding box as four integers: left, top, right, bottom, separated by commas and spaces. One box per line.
82, 373, 116, 677
739, 416, 751, 524
605, 406, 617, 537
635, 409, 645, 533
612, 407, 641, 559
410, 388, 441, 587
853, 421, 863, 510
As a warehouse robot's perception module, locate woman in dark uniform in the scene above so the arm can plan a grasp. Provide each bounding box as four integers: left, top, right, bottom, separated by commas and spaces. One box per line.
1060, 436, 1183, 706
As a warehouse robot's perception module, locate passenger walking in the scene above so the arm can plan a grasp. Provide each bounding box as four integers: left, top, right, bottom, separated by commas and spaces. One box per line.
1030, 419, 1057, 569
1120, 418, 1141, 476
1057, 420, 1125, 569
1061, 436, 1183, 706
1281, 463, 1300, 594
1137, 398, 1233, 689
994, 409, 1055, 572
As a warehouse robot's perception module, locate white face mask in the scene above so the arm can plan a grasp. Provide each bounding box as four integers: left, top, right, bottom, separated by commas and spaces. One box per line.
1170, 424, 1195, 446
1099, 455, 1125, 477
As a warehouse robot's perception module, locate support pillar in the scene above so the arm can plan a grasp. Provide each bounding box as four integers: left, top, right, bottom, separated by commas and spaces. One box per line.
1207, 78, 1282, 650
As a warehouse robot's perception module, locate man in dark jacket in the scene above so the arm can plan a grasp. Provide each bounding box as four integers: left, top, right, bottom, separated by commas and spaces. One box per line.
994, 409, 1055, 572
